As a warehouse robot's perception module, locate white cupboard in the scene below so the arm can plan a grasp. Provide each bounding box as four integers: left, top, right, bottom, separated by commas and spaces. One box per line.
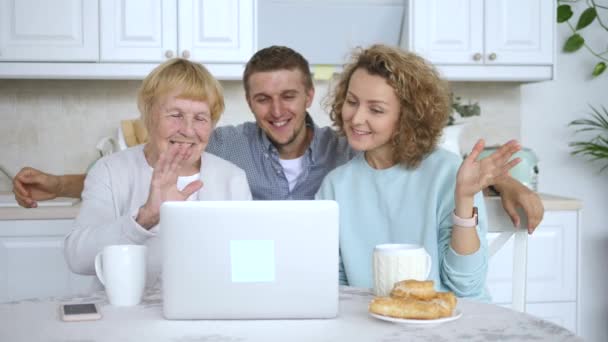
0, 219, 95, 303
100, 0, 254, 63
487, 209, 580, 334
0, 0, 99, 61
0, 0, 256, 79
178, 0, 255, 63
406, 0, 555, 80
100, 0, 177, 62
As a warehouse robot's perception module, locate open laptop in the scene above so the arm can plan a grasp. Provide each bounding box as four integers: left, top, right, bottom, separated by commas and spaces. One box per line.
159, 200, 339, 320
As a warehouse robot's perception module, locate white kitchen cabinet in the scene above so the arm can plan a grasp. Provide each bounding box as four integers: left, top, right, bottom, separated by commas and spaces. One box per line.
100, 0, 177, 62
487, 209, 580, 334
0, 219, 95, 303
179, 0, 255, 63
0, 0, 98, 61
406, 0, 554, 81
100, 0, 255, 63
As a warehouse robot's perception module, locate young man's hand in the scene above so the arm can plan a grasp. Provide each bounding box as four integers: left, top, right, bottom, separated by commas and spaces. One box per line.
494, 177, 544, 234
12, 167, 62, 208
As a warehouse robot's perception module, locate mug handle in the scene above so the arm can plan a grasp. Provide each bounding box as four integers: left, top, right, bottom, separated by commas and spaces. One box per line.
94, 252, 105, 286
424, 250, 432, 279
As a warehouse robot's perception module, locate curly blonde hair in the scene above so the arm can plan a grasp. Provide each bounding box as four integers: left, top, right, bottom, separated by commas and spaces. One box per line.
137, 58, 225, 131
327, 44, 450, 168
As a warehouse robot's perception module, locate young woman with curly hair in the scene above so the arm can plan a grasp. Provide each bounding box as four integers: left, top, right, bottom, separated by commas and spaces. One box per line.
316, 45, 521, 300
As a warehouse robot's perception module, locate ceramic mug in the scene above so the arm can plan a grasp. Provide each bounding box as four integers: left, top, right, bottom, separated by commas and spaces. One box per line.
372, 244, 432, 297
94, 245, 147, 306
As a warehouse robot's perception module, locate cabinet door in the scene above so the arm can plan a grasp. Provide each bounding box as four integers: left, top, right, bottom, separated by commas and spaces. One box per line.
0, 220, 95, 303
487, 211, 578, 304
0, 0, 98, 61
410, 0, 483, 64
484, 0, 553, 64
100, 0, 177, 62
178, 0, 255, 63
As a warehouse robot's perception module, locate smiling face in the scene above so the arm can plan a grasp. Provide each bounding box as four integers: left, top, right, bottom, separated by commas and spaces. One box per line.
145, 90, 214, 175
341, 68, 401, 168
246, 69, 314, 159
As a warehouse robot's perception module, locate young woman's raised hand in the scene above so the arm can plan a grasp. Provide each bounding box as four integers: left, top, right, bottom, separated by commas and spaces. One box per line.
456, 139, 521, 199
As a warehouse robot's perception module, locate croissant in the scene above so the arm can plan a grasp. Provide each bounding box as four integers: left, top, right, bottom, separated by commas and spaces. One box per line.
370, 279, 457, 319
390, 279, 436, 300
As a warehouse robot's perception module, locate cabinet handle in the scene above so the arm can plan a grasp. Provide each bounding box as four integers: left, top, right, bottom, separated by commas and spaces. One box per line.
165, 50, 174, 58
473, 53, 482, 61
488, 53, 497, 61
182, 50, 191, 59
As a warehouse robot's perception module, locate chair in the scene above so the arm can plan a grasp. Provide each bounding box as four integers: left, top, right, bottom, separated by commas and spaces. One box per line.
485, 199, 529, 313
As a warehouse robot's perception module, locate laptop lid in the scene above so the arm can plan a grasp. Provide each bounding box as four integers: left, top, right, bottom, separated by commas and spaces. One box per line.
160, 200, 339, 319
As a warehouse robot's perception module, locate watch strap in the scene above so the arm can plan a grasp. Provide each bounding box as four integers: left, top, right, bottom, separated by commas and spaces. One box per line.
452, 207, 478, 228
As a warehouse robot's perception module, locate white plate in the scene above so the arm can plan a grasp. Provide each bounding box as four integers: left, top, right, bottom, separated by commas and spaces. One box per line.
370, 310, 462, 324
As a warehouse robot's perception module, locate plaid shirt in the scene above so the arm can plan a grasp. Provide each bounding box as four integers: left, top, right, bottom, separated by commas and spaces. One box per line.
206, 116, 356, 200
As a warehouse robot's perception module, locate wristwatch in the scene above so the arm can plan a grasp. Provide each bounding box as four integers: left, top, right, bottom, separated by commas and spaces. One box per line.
452, 207, 478, 228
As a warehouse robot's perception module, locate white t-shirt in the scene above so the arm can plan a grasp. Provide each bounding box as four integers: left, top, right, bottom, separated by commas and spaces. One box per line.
279, 156, 304, 191
177, 173, 201, 201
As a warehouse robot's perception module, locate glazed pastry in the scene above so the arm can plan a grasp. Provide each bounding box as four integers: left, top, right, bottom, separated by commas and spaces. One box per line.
371, 279, 458, 319
390, 279, 436, 300
432, 291, 457, 312
369, 296, 445, 320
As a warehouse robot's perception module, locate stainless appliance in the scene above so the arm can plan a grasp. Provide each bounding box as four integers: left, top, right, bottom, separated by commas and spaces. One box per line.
479, 147, 539, 191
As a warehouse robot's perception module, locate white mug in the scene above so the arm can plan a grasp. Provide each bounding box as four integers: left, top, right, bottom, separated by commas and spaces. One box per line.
372, 244, 432, 297
94, 245, 147, 306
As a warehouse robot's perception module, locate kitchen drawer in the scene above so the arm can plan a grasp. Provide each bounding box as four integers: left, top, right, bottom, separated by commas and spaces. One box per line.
0, 219, 95, 302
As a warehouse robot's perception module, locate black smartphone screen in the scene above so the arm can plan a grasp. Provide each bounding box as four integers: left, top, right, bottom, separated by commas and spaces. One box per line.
63, 303, 98, 315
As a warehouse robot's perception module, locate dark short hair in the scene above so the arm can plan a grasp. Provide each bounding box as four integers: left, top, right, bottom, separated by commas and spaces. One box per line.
327, 44, 450, 168
243, 46, 313, 96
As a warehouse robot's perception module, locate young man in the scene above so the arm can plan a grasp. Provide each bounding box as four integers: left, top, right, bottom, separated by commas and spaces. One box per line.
12, 46, 544, 233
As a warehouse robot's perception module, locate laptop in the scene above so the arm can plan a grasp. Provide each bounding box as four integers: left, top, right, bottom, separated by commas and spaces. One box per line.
160, 200, 339, 320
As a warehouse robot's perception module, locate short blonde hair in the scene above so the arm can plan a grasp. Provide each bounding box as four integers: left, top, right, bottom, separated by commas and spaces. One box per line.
137, 58, 225, 130
327, 44, 450, 168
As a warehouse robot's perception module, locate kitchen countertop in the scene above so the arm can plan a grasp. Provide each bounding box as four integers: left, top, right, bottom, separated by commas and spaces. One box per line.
0, 192, 80, 220
485, 193, 582, 211
0, 192, 582, 221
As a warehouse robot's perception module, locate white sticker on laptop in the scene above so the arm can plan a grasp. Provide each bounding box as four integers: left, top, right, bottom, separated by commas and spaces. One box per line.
230, 240, 275, 282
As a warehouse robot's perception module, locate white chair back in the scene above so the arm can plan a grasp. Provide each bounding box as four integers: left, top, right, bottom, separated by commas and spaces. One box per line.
485, 199, 529, 313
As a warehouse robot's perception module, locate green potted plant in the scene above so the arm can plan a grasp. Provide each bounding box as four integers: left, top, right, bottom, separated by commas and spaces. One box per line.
440, 94, 481, 155
557, 0, 608, 77
569, 105, 608, 171
449, 94, 481, 125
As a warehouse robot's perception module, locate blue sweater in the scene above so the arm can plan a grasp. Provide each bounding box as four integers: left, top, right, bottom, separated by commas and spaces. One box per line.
316, 150, 489, 301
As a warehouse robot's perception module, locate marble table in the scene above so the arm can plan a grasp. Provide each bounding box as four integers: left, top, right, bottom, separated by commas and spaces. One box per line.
0, 286, 581, 342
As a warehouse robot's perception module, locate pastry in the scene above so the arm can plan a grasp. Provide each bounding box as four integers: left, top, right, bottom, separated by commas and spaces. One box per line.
370, 279, 458, 319
432, 291, 457, 312
390, 279, 436, 300
369, 296, 445, 320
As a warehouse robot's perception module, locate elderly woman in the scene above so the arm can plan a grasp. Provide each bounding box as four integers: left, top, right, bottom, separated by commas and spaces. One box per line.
65, 59, 252, 283
316, 45, 520, 301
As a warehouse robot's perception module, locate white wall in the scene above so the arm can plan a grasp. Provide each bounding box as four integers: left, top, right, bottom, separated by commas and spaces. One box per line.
0, 78, 520, 192
521, 6, 608, 341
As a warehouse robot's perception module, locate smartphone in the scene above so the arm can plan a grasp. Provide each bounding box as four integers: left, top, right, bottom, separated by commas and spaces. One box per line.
60, 303, 102, 322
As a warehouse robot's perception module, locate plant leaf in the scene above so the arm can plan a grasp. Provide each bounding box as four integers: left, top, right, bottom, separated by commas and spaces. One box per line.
557, 4, 573, 23
576, 7, 597, 30
563, 34, 585, 52
569, 104, 608, 172
592, 62, 606, 77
